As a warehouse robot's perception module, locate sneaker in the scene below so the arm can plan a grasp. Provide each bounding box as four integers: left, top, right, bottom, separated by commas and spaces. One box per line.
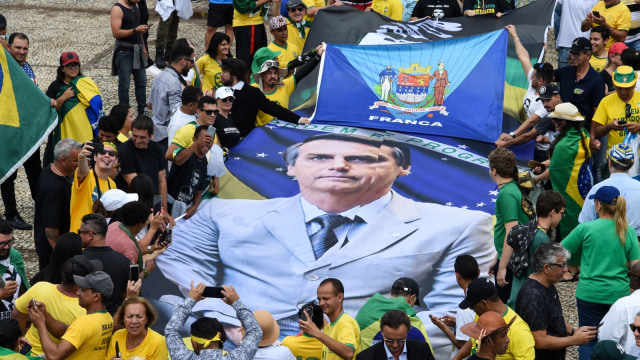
155, 55, 166, 69
7, 214, 32, 230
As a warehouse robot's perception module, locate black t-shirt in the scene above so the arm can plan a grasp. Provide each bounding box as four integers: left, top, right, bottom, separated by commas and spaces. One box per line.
516, 278, 567, 360
534, 116, 555, 136
214, 113, 241, 149
412, 0, 462, 18
600, 70, 614, 94
167, 152, 208, 204
467, 355, 490, 360
46, 79, 67, 99
33, 165, 73, 259
119, 139, 165, 194
83, 245, 131, 315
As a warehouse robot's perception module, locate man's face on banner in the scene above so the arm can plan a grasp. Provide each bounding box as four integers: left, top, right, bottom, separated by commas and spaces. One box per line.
288, 139, 379, 197
367, 144, 410, 196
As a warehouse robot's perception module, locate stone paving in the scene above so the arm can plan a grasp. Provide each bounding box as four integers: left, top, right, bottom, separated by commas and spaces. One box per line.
0, 3, 578, 358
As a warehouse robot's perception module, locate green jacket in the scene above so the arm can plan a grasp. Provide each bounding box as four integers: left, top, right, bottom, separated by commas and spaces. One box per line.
0, 248, 29, 291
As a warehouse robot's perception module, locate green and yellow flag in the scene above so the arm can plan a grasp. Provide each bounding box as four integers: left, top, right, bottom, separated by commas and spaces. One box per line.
0, 48, 57, 183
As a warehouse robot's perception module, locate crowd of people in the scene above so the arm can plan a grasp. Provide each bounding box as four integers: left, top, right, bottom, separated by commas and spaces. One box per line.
2, 0, 640, 357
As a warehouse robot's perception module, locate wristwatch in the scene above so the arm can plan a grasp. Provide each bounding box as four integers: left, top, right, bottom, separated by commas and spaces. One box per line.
509, 131, 516, 138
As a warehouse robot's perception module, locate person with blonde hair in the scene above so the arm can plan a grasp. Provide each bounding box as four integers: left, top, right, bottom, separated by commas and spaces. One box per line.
561, 185, 640, 360
105, 296, 168, 360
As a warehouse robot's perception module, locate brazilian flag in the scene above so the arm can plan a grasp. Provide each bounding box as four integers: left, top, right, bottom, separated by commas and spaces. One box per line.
0, 48, 57, 184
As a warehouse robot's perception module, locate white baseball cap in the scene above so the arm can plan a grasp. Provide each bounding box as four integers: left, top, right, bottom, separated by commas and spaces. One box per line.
216, 87, 235, 100
100, 189, 138, 212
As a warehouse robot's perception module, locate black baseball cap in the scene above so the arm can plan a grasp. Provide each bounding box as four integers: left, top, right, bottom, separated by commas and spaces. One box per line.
391, 277, 421, 306
221, 58, 248, 75
459, 277, 497, 309
537, 84, 560, 101
570, 37, 592, 53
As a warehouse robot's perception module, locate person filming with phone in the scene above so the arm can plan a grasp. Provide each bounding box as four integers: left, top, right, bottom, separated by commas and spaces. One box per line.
581, 2, 630, 51
165, 282, 262, 359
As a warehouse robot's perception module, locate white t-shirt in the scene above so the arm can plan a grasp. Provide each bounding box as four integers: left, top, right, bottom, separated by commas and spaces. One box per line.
523, 69, 550, 151
168, 110, 198, 146
556, 0, 600, 48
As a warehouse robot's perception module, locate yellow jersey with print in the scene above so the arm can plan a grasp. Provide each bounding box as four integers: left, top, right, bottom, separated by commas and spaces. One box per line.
70, 170, 116, 234
253, 77, 297, 126
589, 54, 607, 72
233, 0, 267, 27
104, 328, 169, 360
371, 0, 404, 20
590, 1, 631, 50
282, 334, 323, 360
62, 310, 113, 360
196, 54, 225, 92
593, 90, 640, 151
268, 41, 301, 70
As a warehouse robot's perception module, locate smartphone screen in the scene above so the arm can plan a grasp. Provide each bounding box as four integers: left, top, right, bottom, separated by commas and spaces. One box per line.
153, 195, 162, 213
130, 265, 139, 282
202, 286, 224, 298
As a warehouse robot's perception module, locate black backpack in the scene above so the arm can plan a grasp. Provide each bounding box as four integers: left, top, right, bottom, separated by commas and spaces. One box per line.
506, 218, 538, 277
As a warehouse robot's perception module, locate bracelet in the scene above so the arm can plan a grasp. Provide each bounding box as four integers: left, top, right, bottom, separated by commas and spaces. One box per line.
143, 269, 150, 277
133, 28, 137, 35
514, 37, 520, 43
148, 245, 154, 254
78, 156, 87, 160
571, 327, 576, 336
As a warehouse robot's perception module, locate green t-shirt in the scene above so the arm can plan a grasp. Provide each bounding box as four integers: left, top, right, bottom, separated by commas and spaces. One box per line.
494, 181, 530, 258
561, 218, 640, 304
507, 228, 550, 309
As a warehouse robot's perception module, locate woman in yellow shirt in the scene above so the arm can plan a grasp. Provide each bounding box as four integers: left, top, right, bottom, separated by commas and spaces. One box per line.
197, 33, 233, 94
106, 297, 168, 360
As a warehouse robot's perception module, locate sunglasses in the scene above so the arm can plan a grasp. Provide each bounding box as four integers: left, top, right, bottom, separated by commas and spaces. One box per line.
263, 60, 280, 69
630, 324, 640, 332
0, 238, 14, 248
290, 6, 305, 12
202, 109, 216, 115
547, 262, 567, 269
98, 149, 117, 157
383, 338, 406, 344
220, 98, 234, 103
65, 63, 80, 69
183, 58, 195, 63
77, 229, 94, 235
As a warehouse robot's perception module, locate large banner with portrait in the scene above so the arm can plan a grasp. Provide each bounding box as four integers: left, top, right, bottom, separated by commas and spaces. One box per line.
312, 31, 508, 143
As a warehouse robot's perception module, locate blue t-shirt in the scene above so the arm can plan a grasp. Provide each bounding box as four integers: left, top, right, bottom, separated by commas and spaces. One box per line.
554, 65, 605, 126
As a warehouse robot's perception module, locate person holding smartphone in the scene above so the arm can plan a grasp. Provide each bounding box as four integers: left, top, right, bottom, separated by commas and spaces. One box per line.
582, 0, 630, 51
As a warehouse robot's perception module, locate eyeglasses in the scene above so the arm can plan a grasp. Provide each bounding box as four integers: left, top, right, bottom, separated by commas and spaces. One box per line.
0, 238, 14, 248
630, 324, 640, 332
383, 338, 407, 344
182, 58, 195, 64
626, 103, 631, 119
548, 262, 568, 269
77, 229, 94, 235
65, 63, 80, 69
559, 210, 566, 218
221, 98, 234, 103
202, 109, 216, 115
98, 149, 117, 157
290, 6, 305, 12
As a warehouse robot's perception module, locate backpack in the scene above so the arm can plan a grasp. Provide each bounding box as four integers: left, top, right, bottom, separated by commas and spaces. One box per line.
506, 218, 538, 278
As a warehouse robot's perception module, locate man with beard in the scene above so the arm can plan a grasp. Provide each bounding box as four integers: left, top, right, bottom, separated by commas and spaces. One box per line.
220, 58, 309, 136
0, 220, 28, 321
147, 40, 195, 157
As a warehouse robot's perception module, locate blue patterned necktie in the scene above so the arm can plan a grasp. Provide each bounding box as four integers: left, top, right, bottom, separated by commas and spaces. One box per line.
310, 214, 349, 259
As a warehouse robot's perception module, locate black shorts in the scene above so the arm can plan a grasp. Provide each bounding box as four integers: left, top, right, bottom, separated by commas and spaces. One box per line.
208, 3, 234, 27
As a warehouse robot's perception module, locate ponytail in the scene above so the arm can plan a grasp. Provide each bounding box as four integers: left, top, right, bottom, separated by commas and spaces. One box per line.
614, 196, 628, 246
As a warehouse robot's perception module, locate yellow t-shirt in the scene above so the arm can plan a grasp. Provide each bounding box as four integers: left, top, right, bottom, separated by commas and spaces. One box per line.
117, 132, 130, 143
105, 328, 169, 360
590, 1, 631, 50
70, 170, 116, 234
196, 54, 224, 92
171, 122, 200, 149
371, 0, 404, 20
303, 0, 326, 21
282, 334, 323, 360
590, 54, 607, 72
62, 310, 113, 360
321, 313, 360, 360
287, 22, 309, 55
471, 307, 535, 360
253, 77, 297, 126
592, 90, 640, 151
268, 41, 301, 71
233, 6, 265, 27
15, 282, 86, 356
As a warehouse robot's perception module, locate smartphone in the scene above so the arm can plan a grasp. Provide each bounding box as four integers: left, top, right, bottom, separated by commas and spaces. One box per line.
163, 226, 173, 245
207, 125, 216, 138
299, 305, 314, 321
202, 286, 224, 298
19, 343, 31, 355
130, 264, 139, 282
592, 10, 600, 18
89, 142, 105, 154
9, 268, 17, 281
115, 341, 121, 358
153, 195, 163, 213
597, 321, 604, 329
32, 298, 37, 308
148, 23, 154, 27
619, 120, 628, 125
